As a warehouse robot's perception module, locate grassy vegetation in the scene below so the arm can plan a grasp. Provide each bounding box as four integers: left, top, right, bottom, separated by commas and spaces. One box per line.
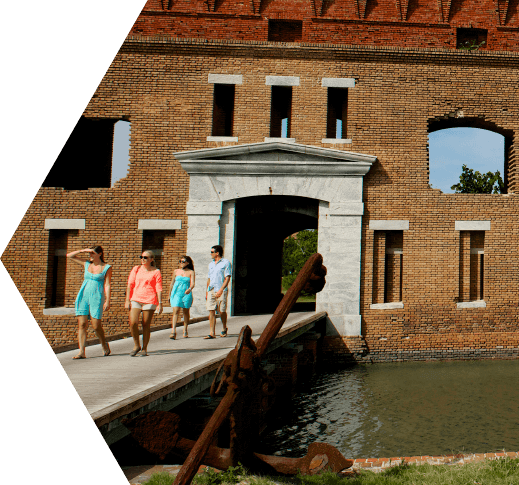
143, 458, 519, 485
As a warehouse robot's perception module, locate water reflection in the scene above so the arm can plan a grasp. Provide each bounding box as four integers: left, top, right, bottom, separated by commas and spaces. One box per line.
259, 360, 519, 458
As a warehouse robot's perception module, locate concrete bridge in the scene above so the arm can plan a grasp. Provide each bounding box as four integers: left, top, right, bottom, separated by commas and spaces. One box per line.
58, 311, 327, 445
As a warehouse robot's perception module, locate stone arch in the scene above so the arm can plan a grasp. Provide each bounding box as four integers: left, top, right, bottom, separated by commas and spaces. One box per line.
176, 141, 377, 335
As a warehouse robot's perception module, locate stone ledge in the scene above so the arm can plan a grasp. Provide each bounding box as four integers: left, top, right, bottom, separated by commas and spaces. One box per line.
321, 138, 352, 144
457, 300, 486, 309
370, 302, 404, 310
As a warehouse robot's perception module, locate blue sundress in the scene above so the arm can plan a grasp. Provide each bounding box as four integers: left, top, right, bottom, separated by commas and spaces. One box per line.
170, 275, 193, 309
75, 262, 111, 319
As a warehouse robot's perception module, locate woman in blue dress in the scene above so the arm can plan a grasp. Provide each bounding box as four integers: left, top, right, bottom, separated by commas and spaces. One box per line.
168, 255, 195, 339
67, 246, 112, 359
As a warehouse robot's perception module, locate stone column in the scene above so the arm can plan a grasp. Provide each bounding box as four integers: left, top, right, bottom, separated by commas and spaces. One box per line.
316, 191, 364, 336
186, 201, 222, 317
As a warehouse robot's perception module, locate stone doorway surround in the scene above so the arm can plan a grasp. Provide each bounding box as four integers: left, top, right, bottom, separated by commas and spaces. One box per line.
174, 141, 376, 336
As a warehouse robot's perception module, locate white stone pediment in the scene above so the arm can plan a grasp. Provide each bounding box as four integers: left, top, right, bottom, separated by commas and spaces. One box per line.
175, 141, 377, 176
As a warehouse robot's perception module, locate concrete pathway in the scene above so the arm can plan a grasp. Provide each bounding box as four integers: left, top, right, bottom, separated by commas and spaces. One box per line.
58, 312, 316, 416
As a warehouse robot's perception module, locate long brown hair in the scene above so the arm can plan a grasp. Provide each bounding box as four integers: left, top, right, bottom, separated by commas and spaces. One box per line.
181, 255, 194, 271
91, 245, 105, 263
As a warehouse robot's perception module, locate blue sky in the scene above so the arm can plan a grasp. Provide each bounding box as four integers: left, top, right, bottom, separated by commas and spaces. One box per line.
112, 125, 505, 192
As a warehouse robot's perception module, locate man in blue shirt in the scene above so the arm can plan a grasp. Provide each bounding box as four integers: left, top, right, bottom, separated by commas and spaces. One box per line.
204, 244, 232, 339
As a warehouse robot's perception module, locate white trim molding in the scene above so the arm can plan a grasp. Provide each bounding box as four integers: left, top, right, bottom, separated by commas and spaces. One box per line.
207, 136, 239, 142
369, 220, 409, 231
138, 220, 182, 230
370, 302, 404, 310
44, 219, 85, 230
457, 300, 486, 309
264, 137, 296, 143
322, 138, 352, 144
322, 78, 355, 88
455, 221, 491, 231
208, 74, 243, 84
265, 76, 300, 86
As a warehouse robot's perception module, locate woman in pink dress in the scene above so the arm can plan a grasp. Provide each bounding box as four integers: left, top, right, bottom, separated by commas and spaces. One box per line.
125, 250, 163, 356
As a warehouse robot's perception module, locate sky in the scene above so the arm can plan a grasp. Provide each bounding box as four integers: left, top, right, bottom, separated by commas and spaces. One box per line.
111, 125, 504, 191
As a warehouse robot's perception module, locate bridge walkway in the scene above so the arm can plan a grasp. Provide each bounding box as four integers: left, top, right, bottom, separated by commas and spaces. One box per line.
58, 311, 327, 444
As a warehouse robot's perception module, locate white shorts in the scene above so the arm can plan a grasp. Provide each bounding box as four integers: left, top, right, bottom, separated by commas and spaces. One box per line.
206, 289, 228, 312
131, 300, 157, 311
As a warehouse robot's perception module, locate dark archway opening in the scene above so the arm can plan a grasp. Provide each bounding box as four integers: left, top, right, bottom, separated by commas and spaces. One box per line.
233, 196, 318, 315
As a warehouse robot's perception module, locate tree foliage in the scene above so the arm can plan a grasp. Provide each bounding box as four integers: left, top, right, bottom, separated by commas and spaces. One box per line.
450, 164, 505, 194
281, 229, 318, 277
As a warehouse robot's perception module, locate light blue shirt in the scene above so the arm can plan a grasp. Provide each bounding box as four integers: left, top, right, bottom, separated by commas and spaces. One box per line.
207, 258, 232, 292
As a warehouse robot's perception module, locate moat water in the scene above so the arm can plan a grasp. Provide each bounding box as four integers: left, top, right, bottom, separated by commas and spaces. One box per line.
259, 359, 519, 459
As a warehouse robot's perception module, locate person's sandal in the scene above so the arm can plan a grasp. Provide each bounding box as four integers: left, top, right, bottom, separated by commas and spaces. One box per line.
221, 329, 228, 337
204, 335, 215, 339
170, 333, 176, 340
130, 348, 141, 357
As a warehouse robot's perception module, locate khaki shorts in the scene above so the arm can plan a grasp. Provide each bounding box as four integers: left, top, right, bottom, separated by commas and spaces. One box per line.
131, 301, 157, 311
206, 289, 228, 313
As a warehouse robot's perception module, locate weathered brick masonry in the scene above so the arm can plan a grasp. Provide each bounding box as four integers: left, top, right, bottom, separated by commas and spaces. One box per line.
4, 0, 519, 361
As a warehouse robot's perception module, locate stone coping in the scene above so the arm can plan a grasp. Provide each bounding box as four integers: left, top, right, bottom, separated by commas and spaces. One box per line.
124, 451, 519, 483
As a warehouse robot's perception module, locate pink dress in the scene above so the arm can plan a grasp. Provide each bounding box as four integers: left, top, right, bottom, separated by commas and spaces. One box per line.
128, 266, 163, 305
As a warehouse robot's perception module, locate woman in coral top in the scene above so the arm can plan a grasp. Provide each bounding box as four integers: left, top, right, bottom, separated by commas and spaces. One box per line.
125, 250, 163, 357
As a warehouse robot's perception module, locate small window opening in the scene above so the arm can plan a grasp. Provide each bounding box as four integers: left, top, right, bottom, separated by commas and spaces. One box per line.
384, 231, 403, 303
326, 88, 348, 139
270, 86, 292, 138
456, 28, 487, 50
459, 231, 485, 302
268, 20, 303, 42
45, 230, 68, 308
212, 84, 235, 137
111, 120, 131, 187
142, 231, 166, 271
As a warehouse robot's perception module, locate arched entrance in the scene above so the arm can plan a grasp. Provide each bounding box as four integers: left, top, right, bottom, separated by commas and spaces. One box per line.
234, 195, 318, 315
175, 141, 376, 336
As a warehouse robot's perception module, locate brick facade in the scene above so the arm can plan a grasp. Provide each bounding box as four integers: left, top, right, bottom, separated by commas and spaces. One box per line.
4, 2, 519, 360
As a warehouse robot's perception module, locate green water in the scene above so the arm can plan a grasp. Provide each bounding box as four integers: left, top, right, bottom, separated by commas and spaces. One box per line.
260, 359, 519, 459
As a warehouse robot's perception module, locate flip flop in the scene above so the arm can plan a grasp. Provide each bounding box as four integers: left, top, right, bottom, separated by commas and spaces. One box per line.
103, 345, 111, 357
221, 329, 228, 337
204, 335, 215, 339
170, 333, 176, 340
130, 348, 141, 357
73, 354, 86, 360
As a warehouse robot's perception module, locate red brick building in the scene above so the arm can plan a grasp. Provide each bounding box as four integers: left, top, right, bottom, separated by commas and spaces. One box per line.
5, 0, 519, 362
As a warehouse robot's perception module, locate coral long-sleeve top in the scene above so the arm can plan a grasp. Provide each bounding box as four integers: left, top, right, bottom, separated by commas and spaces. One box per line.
128, 266, 163, 305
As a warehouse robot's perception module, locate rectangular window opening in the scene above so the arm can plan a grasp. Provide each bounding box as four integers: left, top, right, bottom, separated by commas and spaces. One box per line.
268, 20, 303, 42
456, 28, 487, 50
384, 231, 403, 303
212, 84, 235, 137
142, 231, 166, 271
270, 86, 292, 138
326, 88, 348, 140
45, 230, 69, 308
459, 231, 485, 302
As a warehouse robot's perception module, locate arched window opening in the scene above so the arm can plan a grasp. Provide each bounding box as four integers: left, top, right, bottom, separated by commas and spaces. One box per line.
111, 120, 131, 187
428, 120, 512, 194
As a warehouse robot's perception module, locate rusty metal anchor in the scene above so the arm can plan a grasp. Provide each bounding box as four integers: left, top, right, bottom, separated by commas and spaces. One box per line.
124, 253, 354, 483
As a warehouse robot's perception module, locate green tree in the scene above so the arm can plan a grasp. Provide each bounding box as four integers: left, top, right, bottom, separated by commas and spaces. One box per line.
450, 164, 505, 194
281, 229, 318, 277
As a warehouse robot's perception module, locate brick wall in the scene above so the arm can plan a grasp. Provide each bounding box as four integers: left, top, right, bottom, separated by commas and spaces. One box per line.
130, 0, 519, 52
5, 35, 519, 359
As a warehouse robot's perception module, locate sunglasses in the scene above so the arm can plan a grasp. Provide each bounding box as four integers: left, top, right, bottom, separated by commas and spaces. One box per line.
179, 259, 187, 263
210, 250, 216, 253
140, 256, 149, 260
